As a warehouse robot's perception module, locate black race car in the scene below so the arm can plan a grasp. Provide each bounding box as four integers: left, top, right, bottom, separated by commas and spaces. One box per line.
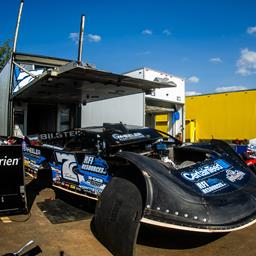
23, 123, 256, 256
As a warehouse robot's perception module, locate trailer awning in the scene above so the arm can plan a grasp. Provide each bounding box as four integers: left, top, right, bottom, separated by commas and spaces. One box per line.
11, 62, 170, 104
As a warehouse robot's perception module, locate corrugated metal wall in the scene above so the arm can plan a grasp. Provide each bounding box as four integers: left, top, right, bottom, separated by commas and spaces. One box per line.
186, 90, 256, 141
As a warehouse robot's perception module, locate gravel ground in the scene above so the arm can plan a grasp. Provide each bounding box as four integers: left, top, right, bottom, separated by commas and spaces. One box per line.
1, 177, 256, 256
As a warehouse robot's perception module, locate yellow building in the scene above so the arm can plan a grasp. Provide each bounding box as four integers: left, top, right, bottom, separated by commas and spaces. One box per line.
186, 89, 256, 142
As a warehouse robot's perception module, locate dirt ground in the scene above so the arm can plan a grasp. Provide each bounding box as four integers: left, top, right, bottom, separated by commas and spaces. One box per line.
1, 177, 256, 256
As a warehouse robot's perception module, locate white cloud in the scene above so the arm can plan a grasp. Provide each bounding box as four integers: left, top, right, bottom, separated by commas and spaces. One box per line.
215, 86, 247, 93
187, 76, 200, 83
142, 29, 152, 35
163, 29, 171, 36
236, 48, 256, 76
247, 26, 256, 35
69, 32, 79, 44
87, 34, 101, 42
209, 57, 222, 63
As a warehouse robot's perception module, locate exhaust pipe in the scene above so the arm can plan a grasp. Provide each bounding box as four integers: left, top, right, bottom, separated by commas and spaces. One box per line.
77, 14, 85, 64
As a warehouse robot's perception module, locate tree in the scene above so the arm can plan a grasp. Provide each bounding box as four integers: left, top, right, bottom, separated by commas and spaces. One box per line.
0, 39, 12, 70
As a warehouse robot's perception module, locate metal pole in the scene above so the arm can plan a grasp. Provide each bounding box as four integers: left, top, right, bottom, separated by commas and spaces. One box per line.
77, 15, 85, 64
13, 61, 37, 78
13, 0, 24, 53
8, 0, 24, 135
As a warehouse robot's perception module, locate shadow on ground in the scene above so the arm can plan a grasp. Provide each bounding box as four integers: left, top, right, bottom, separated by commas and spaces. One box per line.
54, 188, 96, 214
25, 177, 42, 211
26, 176, 226, 251
25, 175, 96, 215
137, 223, 227, 249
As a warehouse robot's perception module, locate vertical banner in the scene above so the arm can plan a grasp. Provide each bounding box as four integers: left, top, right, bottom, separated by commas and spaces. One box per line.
0, 145, 27, 214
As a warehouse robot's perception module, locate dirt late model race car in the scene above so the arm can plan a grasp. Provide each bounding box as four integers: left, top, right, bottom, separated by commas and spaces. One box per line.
22, 123, 256, 255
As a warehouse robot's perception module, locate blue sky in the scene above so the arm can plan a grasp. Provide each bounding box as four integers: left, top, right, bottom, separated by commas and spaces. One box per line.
1, 0, 256, 95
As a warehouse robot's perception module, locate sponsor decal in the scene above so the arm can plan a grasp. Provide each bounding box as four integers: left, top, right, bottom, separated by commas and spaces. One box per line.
55, 152, 79, 183
226, 169, 245, 182
87, 176, 104, 186
112, 132, 145, 141
75, 187, 82, 192
81, 155, 108, 175
181, 159, 231, 182
80, 185, 101, 195
39, 130, 80, 141
28, 162, 39, 170
64, 183, 70, 188
196, 178, 228, 194
69, 184, 76, 190
0, 156, 19, 166
54, 180, 61, 185
23, 159, 30, 166
25, 147, 41, 156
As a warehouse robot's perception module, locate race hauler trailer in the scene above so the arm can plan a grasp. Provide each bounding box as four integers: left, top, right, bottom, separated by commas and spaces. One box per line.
82, 67, 185, 140
0, 53, 170, 137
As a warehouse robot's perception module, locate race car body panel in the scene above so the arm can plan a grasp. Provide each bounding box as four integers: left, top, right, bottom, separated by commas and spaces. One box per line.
23, 146, 51, 177
50, 151, 111, 199
116, 147, 256, 232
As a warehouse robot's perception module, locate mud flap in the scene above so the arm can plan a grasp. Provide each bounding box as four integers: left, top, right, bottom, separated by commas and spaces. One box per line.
93, 177, 143, 256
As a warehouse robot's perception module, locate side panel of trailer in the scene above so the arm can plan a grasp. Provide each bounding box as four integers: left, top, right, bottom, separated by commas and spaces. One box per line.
0, 60, 12, 136
186, 90, 256, 141
81, 93, 145, 127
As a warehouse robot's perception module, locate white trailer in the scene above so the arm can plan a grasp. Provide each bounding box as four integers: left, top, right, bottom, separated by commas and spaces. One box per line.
82, 67, 185, 140
124, 67, 185, 104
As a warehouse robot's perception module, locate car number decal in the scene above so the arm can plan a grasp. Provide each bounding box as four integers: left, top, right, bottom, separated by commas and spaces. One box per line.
55, 152, 79, 183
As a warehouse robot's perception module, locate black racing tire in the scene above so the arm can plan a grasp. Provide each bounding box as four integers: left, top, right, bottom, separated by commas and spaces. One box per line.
93, 176, 143, 256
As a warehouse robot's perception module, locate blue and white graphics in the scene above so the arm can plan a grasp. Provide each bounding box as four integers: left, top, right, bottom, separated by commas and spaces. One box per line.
23, 146, 46, 175
196, 178, 228, 194
112, 133, 145, 141
226, 169, 245, 182
181, 159, 231, 182
55, 152, 79, 183
81, 155, 108, 175
52, 152, 110, 196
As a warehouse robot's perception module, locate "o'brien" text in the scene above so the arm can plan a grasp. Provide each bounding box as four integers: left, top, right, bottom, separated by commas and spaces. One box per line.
0, 156, 19, 166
